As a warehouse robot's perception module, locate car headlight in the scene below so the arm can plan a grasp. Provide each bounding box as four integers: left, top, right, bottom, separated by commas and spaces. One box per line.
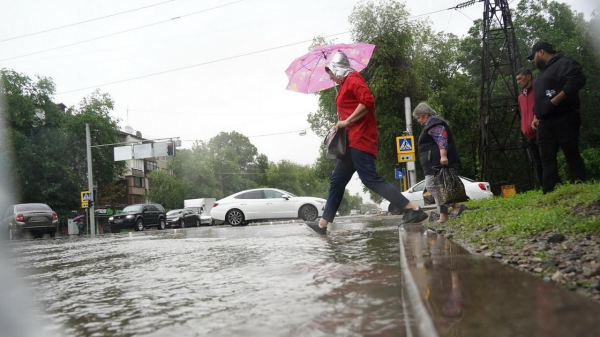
108, 216, 114, 221
126, 215, 135, 219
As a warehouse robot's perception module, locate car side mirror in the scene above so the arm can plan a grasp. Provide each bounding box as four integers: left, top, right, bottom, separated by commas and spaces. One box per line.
281, 194, 290, 200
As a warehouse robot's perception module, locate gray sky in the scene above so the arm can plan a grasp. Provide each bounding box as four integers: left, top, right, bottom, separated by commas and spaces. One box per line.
0, 0, 596, 202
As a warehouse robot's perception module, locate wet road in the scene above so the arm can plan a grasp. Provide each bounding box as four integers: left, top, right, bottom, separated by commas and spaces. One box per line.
6, 220, 410, 336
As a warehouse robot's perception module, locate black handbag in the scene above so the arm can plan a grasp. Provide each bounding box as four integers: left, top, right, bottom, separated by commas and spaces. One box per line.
324, 127, 347, 160
433, 166, 468, 205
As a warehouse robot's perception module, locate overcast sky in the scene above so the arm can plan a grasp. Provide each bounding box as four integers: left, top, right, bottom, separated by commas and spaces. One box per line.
0, 0, 597, 202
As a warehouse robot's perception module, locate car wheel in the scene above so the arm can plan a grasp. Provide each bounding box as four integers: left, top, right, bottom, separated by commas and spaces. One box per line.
300, 205, 318, 221
135, 219, 144, 231
180, 219, 185, 229
196, 219, 200, 227
157, 218, 166, 230
225, 209, 245, 226
49, 230, 56, 238
389, 204, 404, 215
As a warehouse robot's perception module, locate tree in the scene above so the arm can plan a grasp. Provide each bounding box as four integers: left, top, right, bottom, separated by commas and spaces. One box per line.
207, 131, 260, 197
0, 70, 125, 214
264, 160, 328, 198
147, 170, 187, 209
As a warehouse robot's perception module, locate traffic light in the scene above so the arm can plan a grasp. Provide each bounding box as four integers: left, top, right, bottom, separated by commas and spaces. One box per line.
167, 141, 176, 157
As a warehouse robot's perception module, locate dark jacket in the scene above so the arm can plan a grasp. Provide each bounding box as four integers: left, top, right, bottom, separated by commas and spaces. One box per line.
417, 115, 462, 176
533, 52, 586, 119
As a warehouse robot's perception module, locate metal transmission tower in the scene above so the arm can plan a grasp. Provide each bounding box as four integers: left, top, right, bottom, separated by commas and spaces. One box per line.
479, 0, 533, 193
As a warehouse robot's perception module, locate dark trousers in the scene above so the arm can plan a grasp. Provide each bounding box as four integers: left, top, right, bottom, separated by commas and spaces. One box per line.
527, 138, 544, 186
537, 111, 586, 194
322, 148, 410, 222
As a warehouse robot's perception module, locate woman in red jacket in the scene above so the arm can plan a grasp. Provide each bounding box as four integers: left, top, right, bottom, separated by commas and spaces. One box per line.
306, 52, 427, 235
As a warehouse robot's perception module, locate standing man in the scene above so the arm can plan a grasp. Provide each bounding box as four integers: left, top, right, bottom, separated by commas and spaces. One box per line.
516, 68, 544, 186
527, 41, 586, 194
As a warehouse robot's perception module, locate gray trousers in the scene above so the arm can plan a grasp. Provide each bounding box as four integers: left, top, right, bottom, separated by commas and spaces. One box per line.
425, 175, 453, 215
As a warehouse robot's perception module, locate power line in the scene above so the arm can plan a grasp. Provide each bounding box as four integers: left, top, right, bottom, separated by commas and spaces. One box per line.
55, 31, 350, 95
52, 4, 464, 95
454, 9, 475, 21
0, 0, 175, 43
0, 0, 244, 63
126, 109, 308, 116
181, 129, 308, 143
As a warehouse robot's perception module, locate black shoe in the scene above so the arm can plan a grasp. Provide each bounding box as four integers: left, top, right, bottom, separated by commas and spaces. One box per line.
306, 221, 327, 235
402, 208, 428, 224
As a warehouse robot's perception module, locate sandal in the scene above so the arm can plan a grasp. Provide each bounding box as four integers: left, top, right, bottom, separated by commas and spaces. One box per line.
450, 204, 466, 220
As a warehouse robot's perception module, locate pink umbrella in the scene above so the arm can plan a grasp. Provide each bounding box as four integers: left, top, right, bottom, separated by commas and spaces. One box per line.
285, 42, 376, 94
73, 215, 85, 221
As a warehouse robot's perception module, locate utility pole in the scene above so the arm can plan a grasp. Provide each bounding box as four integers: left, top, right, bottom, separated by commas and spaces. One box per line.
404, 97, 416, 188
86, 123, 96, 237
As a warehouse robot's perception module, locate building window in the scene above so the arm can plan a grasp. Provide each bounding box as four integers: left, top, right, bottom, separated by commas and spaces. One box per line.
132, 159, 144, 171
133, 177, 143, 188
133, 195, 145, 204
146, 161, 158, 172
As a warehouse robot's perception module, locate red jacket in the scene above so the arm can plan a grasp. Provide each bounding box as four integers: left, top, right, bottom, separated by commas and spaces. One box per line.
336, 72, 377, 157
518, 83, 537, 140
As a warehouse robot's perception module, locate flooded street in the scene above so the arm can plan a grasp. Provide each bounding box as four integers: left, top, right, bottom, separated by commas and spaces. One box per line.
6, 220, 409, 336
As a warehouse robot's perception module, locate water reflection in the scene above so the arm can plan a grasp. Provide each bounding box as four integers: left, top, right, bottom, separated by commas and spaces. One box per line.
8, 221, 409, 336
401, 225, 600, 337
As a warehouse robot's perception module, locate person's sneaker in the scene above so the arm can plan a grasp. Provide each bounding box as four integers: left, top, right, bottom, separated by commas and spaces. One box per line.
306, 221, 327, 235
402, 208, 428, 224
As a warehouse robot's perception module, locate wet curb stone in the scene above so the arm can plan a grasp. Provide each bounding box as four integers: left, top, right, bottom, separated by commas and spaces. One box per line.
428, 212, 600, 304
399, 223, 600, 337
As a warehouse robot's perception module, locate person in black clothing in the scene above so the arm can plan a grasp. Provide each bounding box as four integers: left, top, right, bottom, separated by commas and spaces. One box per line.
413, 103, 465, 223
527, 41, 586, 194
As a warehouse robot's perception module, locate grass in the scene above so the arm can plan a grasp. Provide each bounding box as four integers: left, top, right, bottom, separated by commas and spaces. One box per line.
442, 181, 600, 244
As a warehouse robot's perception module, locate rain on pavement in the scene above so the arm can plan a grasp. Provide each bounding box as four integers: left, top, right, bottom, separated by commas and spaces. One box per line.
4, 219, 412, 336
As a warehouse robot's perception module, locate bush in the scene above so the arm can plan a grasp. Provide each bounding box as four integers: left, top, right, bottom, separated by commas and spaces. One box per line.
558, 147, 600, 182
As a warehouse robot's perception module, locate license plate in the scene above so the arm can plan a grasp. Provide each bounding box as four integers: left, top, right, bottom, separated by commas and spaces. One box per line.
30, 216, 47, 221
114, 219, 123, 224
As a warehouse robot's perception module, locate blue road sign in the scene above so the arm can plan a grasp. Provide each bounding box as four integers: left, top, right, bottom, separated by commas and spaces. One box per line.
395, 168, 406, 179
396, 135, 415, 154
81, 191, 91, 201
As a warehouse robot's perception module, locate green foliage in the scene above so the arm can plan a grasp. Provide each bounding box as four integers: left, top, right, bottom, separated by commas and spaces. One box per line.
149, 133, 330, 205
0, 69, 124, 213
558, 147, 600, 182
443, 182, 600, 246
513, 0, 599, 150
147, 170, 188, 210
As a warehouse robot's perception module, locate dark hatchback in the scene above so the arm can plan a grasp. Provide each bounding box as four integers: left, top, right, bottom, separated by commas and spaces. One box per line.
107, 204, 166, 233
2, 203, 58, 239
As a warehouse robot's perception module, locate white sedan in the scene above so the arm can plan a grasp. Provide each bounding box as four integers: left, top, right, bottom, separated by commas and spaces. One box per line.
210, 188, 326, 226
379, 177, 493, 214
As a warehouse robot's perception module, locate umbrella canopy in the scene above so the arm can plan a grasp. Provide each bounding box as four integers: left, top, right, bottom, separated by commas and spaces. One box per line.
285, 42, 376, 94
73, 215, 85, 221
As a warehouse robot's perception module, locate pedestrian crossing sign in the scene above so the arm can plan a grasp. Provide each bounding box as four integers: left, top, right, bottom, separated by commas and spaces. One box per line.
81, 190, 91, 208
396, 136, 415, 154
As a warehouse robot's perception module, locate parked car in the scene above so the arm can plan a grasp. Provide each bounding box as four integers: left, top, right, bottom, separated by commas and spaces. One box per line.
166, 209, 200, 228
210, 188, 326, 226
2, 203, 58, 239
186, 209, 213, 226
379, 177, 493, 215
108, 203, 166, 233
